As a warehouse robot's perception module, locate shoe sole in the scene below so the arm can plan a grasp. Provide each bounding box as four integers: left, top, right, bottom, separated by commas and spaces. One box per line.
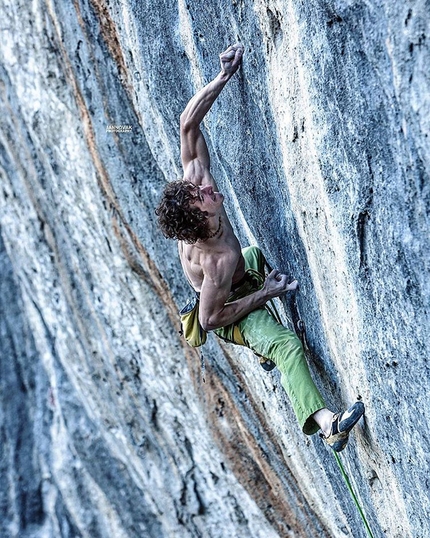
338, 402, 365, 433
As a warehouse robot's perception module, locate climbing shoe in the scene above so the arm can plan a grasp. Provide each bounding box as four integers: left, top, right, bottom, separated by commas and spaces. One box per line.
321, 401, 365, 452
259, 356, 276, 372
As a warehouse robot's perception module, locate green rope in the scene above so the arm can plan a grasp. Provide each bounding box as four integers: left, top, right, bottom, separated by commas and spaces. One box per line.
288, 282, 374, 536
333, 451, 374, 538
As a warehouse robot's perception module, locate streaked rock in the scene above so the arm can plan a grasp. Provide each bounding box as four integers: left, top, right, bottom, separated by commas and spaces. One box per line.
1, 1, 428, 536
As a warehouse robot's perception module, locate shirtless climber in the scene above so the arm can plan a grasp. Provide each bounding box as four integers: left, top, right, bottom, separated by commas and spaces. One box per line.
156, 43, 364, 451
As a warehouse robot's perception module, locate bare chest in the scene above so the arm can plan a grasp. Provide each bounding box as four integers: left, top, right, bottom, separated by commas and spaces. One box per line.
179, 236, 245, 292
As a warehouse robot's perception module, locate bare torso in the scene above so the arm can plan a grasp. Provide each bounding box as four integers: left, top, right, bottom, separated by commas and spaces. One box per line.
178, 214, 245, 293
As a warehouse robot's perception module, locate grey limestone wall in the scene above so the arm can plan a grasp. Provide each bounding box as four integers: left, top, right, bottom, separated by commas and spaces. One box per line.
0, 0, 429, 537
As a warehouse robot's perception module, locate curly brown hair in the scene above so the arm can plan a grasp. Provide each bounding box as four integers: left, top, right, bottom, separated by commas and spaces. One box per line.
155, 181, 210, 243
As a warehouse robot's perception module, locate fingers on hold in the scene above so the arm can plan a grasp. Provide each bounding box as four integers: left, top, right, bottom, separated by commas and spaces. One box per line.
222, 51, 235, 61
274, 271, 285, 283
221, 44, 243, 63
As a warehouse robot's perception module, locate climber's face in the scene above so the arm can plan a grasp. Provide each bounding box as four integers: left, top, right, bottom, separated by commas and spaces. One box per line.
190, 185, 224, 215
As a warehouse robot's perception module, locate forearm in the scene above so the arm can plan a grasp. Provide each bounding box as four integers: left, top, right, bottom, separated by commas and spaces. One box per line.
180, 71, 231, 129
201, 288, 268, 331
200, 269, 296, 331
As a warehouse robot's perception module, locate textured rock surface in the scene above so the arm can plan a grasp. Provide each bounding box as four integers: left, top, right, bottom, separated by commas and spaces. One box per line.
1, 0, 429, 537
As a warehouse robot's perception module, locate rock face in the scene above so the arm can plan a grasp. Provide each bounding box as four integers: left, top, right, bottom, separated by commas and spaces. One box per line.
1, 0, 429, 537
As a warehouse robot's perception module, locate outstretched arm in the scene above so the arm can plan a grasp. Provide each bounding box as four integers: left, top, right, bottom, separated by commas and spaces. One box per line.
180, 44, 244, 185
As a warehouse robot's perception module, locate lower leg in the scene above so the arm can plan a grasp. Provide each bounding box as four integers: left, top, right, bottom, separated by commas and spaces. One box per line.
311, 408, 335, 437
238, 310, 327, 434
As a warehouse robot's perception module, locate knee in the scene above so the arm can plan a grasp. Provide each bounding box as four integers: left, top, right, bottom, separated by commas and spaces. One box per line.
279, 333, 304, 357
291, 336, 305, 355
275, 331, 304, 358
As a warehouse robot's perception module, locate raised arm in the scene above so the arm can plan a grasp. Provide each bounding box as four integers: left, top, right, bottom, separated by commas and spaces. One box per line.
180, 44, 244, 185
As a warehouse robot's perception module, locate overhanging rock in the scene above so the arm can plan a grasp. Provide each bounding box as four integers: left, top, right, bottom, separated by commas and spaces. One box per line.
1, 1, 429, 537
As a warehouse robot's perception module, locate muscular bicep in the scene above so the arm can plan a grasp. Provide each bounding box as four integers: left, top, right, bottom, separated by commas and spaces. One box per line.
180, 118, 210, 170
180, 114, 220, 188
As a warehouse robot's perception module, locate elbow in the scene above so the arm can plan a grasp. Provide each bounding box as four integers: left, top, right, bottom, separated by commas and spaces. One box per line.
180, 112, 197, 133
200, 320, 214, 332
199, 316, 218, 333
180, 112, 190, 130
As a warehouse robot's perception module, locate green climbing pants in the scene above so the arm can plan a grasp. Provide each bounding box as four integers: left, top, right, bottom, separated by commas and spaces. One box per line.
215, 246, 326, 435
